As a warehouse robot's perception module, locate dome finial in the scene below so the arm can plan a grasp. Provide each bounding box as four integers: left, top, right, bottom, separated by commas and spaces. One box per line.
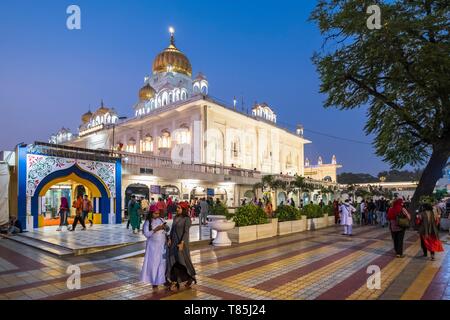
169, 26, 175, 45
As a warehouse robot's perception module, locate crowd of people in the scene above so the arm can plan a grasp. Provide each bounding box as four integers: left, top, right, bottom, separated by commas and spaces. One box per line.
126, 195, 224, 234
335, 196, 446, 261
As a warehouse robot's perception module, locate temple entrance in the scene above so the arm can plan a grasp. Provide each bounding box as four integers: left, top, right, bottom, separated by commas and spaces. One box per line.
37, 173, 103, 227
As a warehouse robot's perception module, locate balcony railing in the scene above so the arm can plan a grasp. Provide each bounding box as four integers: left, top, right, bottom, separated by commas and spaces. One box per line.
116, 151, 262, 179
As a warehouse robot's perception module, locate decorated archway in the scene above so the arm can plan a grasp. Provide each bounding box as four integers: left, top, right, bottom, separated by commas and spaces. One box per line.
17, 143, 122, 229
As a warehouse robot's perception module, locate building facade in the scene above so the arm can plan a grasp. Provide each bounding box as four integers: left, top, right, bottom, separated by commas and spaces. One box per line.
51, 29, 341, 215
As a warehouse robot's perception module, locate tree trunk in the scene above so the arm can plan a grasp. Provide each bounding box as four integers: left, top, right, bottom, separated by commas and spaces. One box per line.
410, 145, 450, 213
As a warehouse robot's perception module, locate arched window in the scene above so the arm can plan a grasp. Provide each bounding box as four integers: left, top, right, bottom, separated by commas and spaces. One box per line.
142, 134, 153, 152
126, 138, 136, 153
181, 90, 187, 100
162, 91, 168, 106
159, 131, 171, 148
174, 125, 190, 144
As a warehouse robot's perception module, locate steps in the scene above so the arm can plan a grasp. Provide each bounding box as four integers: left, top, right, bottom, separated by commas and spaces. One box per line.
1, 234, 74, 256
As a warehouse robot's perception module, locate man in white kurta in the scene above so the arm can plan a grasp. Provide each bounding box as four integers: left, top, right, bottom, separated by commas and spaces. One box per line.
340, 199, 356, 236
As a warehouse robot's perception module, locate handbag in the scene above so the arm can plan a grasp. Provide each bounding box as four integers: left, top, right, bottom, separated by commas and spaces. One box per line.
396, 212, 410, 229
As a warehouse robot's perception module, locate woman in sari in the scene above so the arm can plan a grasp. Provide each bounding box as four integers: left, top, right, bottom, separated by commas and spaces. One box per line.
416, 203, 444, 261
166, 203, 197, 291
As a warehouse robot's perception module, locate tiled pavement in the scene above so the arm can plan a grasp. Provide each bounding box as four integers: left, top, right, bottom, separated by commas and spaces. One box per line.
0, 225, 449, 300
19, 219, 212, 251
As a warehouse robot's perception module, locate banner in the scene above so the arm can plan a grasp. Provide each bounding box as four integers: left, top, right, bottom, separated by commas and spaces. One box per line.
0, 162, 9, 226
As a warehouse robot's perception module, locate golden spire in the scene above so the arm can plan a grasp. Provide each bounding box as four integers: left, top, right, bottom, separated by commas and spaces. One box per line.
169, 26, 175, 46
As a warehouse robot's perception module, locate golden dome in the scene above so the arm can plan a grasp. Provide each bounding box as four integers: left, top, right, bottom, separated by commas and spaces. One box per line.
139, 83, 156, 101
81, 110, 92, 123
95, 100, 110, 115
152, 30, 192, 77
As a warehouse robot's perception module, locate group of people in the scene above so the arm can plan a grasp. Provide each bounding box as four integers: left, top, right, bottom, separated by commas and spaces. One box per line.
127, 195, 221, 234
336, 196, 445, 261
56, 195, 93, 231
140, 201, 196, 291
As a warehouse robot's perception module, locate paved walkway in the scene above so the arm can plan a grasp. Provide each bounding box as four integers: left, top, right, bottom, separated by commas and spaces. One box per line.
17, 218, 212, 251
0, 225, 448, 300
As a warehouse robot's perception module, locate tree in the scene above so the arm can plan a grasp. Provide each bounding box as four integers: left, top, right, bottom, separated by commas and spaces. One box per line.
310, 0, 450, 212
337, 172, 378, 184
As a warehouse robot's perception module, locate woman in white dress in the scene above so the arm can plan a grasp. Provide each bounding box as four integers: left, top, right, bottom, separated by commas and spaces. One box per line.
140, 209, 170, 290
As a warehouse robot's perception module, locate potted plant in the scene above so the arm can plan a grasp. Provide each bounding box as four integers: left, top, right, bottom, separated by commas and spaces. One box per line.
302, 203, 326, 230
274, 205, 306, 235
228, 204, 275, 243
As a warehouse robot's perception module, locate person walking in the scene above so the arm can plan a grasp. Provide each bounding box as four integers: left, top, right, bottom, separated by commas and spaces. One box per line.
387, 198, 411, 258
128, 195, 141, 234
56, 197, 70, 231
378, 197, 388, 227
360, 200, 367, 225
70, 195, 86, 231
157, 197, 167, 219
140, 209, 170, 291
416, 203, 444, 261
166, 197, 176, 220
333, 199, 340, 224
166, 203, 196, 291
81, 195, 93, 228
340, 199, 355, 236
199, 197, 209, 225
264, 200, 273, 218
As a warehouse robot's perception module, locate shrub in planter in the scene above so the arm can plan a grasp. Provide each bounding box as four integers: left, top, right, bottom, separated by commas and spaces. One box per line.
210, 202, 230, 219
274, 205, 302, 222
302, 203, 324, 219
233, 204, 269, 227
322, 204, 334, 216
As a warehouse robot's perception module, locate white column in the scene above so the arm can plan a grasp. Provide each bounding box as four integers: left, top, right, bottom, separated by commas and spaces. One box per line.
38, 197, 42, 215
96, 198, 100, 213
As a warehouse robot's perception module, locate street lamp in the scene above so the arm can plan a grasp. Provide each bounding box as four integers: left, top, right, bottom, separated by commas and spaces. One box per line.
111, 116, 128, 153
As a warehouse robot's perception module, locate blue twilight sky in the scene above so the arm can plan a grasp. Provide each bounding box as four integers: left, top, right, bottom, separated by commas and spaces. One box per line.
0, 0, 411, 175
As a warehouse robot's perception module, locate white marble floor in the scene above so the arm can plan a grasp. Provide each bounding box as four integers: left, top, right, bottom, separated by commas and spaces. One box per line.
20, 219, 212, 250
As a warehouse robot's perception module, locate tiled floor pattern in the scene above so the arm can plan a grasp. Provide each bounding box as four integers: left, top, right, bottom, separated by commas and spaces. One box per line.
20, 219, 212, 250
0, 225, 449, 300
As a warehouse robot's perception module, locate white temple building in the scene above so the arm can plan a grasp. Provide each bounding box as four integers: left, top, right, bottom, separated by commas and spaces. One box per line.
54, 28, 342, 208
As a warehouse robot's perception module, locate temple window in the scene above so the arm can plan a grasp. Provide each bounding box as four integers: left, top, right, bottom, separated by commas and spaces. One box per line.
142, 134, 153, 152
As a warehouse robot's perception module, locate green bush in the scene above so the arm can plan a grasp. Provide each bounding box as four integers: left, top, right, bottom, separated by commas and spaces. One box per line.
274, 205, 302, 222
233, 204, 269, 227
301, 204, 324, 219
322, 204, 334, 216
210, 202, 230, 218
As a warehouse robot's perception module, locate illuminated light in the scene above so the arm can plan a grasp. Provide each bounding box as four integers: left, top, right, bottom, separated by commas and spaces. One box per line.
169, 26, 175, 34
79, 124, 104, 137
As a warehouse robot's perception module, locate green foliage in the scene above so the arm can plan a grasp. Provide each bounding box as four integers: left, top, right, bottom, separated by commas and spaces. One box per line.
310, 0, 450, 207
274, 205, 302, 222
301, 204, 325, 219
322, 204, 334, 216
233, 204, 269, 227
210, 202, 230, 218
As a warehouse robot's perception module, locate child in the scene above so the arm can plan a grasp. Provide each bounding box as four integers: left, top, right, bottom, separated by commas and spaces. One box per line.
140, 209, 170, 290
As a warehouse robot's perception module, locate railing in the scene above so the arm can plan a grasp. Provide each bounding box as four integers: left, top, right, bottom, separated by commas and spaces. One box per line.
116, 151, 262, 179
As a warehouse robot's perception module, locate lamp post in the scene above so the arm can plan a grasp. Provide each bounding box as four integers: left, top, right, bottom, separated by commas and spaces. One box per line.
111, 116, 128, 153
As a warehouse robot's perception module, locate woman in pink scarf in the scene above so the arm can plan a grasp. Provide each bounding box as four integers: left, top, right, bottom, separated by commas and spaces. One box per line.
57, 197, 69, 231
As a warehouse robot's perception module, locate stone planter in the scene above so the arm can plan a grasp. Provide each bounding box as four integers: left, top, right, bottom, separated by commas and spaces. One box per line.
292, 217, 307, 233
277, 217, 307, 235
229, 218, 277, 243
228, 225, 257, 243
328, 214, 336, 226
277, 220, 292, 235
207, 215, 227, 222
307, 217, 327, 230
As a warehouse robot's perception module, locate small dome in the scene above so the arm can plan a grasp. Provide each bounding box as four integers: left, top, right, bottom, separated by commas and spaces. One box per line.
81, 111, 92, 124
139, 83, 156, 101
194, 72, 207, 81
